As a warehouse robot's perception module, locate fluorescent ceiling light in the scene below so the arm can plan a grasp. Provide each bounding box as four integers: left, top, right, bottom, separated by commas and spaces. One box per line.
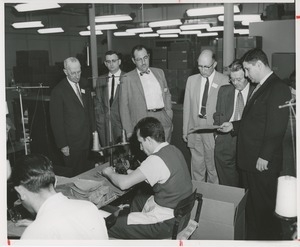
218, 14, 261, 22
180, 24, 210, 30
180, 30, 202, 35
149, 19, 182, 28
126, 27, 153, 33
113, 32, 135, 37
197, 32, 218, 37
157, 29, 181, 34
79, 30, 103, 36
207, 26, 224, 32
187, 5, 239, 17
160, 34, 179, 38
37, 27, 64, 34
234, 29, 249, 35
139, 33, 159, 37
242, 20, 263, 26
87, 24, 117, 30
14, 3, 60, 12
95, 15, 132, 23
12, 21, 44, 29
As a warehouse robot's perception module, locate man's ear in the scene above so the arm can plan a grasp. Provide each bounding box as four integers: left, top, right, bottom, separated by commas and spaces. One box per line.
63, 69, 68, 76
14, 186, 26, 201
131, 58, 136, 65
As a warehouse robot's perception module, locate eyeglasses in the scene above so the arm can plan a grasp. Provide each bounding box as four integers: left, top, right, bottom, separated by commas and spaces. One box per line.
105, 59, 119, 64
198, 61, 215, 70
135, 55, 150, 63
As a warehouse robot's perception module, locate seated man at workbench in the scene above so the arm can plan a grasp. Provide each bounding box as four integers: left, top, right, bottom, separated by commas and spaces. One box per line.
102, 117, 192, 239
11, 154, 108, 240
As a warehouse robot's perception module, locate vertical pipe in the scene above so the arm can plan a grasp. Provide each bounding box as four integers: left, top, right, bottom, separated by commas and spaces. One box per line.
107, 30, 112, 50
223, 3, 235, 70
88, 4, 98, 89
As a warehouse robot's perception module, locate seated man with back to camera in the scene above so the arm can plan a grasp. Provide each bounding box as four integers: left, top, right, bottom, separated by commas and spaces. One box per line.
102, 117, 192, 239
11, 154, 108, 240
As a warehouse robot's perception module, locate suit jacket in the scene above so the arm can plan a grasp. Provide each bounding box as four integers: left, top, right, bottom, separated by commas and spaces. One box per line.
94, 72, 124, 146
183, 71, 229, 148
50, 77, 95, 150
119, 67, 173, 135
213, 83, 255, 126
232, 73, 291, 173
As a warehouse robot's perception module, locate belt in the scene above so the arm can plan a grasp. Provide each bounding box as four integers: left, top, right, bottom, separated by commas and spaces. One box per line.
198, 114, 206, 119
147, 108, 164, 112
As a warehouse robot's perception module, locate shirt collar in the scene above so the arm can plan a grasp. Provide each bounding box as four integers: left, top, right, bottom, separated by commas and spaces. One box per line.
153, 142, 168, 153
109, 69, 121, 78
259, 71, 273, 86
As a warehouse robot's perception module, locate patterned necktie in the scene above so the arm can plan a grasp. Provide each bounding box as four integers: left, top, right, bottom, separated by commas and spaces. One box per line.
249, 83, 261, 100
234, 91, 244, 121
201, 78, 209, 116
110, 75, 115, 106
75, 83, 83, 106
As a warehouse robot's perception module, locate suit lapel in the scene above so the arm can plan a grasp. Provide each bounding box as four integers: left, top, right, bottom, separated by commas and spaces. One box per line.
228, 87, 235, 118
65, 79, 84, 107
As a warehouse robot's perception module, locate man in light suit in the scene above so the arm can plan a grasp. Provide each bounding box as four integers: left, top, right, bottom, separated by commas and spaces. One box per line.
50, 57, 95, 177
219, 48, 291, 240
94, 50, 124, 146
183, 49, 229, 183
213, 59, 255, 187
119, 45, 173, 143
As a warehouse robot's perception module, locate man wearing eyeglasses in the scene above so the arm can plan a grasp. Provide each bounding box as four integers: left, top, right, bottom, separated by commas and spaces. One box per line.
213, 59, 255, 187
50, 57, 95, 177
119, 45, 173, 143
183, 49, 229, 183
94, 51, 124, 146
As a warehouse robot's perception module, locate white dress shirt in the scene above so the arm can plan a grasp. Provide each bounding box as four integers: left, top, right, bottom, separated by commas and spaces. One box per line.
108, 69, 121, 100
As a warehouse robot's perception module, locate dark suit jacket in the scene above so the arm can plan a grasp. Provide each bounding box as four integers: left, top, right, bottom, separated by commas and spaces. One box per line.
232, 73, 291, 173
50, 77, 95, 150
94, 72, 124, 146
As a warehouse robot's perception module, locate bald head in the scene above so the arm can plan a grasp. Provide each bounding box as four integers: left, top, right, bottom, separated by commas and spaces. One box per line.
197, 49, 217, 78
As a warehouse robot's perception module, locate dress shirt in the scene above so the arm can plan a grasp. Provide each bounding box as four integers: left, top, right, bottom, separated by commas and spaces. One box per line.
230, 83, 250, 122
108, 69, 121, 100
137, 69, 164, 110
198, 70, 216, 115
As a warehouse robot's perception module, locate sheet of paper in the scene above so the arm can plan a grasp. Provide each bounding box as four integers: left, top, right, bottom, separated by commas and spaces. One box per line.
188, 125, 220, 134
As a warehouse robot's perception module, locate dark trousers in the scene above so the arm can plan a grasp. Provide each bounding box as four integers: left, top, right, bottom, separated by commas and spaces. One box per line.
241, 170, 282, 240
108, 194, 176, 239
214, 134, 240, 187
63, 148, 89, 177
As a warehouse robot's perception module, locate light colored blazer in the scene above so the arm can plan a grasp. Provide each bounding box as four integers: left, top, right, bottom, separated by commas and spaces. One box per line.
183, 71, 229, 147
119, 67, 173, 136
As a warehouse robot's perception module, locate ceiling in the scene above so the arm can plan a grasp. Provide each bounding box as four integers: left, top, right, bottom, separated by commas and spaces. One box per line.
5, 2, 295, 37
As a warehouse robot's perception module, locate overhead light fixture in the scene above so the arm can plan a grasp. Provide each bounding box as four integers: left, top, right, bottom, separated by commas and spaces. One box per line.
139, 33, 159, 37
157, 29, 181, 34
180, 30, 202, 35
234, 29, 249, 35
126, 27, 153, 33
12, 21, 44, 29
79, 30, 103, 36
218, 14, 261, 22
95, 15, 132, 23
160, 34, 179, 38
197, 32, 218, 37
242, 20, 263, 26
14, 3, 61, 12
87, 24, 117, 30
37, 27, 64, 34
187, 5, 240, 17
149, 19, 182, 28
207, 26, 224, 32
180, 24, 210, 30
113, 32, 135, 37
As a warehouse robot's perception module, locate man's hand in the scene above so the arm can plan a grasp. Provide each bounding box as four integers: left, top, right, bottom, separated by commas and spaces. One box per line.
15, 219, 33, 227
256, 158, 269, 172
61, 146, 70, 156
102, 166, 115, 178
182, 135, 188, 142
218, 122, 233, 133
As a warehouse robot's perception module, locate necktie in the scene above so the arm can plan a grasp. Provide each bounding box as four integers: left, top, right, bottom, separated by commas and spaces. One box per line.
200, 78, 209, 117
234, 91, 244, 121
140, 70, 150, 76
110, 75, 115, 106
249, 83, 261, 100
75, 83, 83, 106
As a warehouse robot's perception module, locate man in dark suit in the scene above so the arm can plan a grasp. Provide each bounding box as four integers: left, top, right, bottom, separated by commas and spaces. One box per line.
219, 48, 291, 240
94, 50, 124, 146
213, 59, 255, 187
50, 57, 95, 177
119, 45, 173, 143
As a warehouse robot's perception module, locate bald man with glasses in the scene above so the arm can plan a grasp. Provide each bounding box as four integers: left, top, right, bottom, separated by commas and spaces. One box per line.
183, 49, 229, 183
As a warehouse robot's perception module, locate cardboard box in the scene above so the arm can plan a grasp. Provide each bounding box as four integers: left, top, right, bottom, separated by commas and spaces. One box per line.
191, 181, 248, 240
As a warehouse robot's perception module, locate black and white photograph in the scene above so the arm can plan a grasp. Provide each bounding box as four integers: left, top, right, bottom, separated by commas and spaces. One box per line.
1, 0, 298, 246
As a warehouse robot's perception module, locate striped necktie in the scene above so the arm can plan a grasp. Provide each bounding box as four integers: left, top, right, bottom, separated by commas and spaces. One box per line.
200, 78, 209, 117
234, 91, 244, 121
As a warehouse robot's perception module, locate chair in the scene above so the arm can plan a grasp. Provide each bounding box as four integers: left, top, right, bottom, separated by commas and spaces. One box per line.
171, 190, 203, 240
